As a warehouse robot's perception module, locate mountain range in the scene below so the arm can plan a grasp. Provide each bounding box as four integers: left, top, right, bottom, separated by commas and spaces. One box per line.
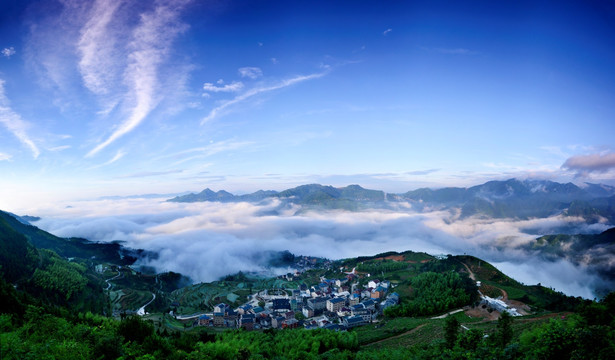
169, 179, 615, 222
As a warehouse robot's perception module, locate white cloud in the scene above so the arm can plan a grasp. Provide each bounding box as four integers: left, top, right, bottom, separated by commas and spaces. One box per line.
106, 149, 126, 164
165, 139, 255, 165
2, 47, 16, 58
89, 149, 126, 169
0, 152, 12, 161
201, 72, 327, 124
30, 198, 612, 296
87, 0, 190, 157
492, 260, 596, 299
77, 0, 122, 95
0, 79, 40, 158
203, 81, 244, 93
238, 67, 263, 79
562, 152, 615, 178
383, 28, 392, 36
48, 145, 72, 152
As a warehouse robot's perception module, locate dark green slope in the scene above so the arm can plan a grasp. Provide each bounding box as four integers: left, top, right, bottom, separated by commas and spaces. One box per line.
0, 211, 138, 265
0, 216, 38, 283
0, 214, 108, 314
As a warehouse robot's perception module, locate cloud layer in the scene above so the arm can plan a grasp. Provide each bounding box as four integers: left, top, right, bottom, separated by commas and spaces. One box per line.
31, 197, 613, 298
562, 152, 615, 178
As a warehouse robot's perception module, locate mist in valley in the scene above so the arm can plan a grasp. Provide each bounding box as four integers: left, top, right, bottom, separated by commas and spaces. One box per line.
22, 195, 611, 299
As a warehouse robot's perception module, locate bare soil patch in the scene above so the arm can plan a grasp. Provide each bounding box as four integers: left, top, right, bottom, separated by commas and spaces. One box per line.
508, 300, 531, 315
464, 306, 501, 321
374, 255, 406, 262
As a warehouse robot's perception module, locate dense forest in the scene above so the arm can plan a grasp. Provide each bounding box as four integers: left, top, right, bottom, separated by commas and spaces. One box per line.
384, 271, 477, 317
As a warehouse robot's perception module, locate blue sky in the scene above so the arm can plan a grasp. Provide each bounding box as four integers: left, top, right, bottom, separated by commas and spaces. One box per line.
1, 0, 615, 210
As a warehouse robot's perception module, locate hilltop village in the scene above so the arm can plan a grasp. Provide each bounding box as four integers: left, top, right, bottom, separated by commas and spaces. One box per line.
161, 252, 524, 332
179, 270, 400, 331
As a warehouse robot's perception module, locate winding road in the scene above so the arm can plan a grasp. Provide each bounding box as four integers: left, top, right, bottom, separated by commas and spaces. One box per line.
105, 271, 121, 290
137, 293, 156, 316
175, 312, 210, 320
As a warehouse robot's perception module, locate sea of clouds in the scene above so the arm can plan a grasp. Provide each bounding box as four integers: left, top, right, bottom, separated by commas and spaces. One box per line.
30, 197, 613, 298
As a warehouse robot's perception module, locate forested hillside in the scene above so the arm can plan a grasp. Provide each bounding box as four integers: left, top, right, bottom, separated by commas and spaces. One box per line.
1, 212, 614, 359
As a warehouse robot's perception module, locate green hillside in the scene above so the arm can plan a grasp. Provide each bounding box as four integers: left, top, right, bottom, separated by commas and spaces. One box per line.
0, 211, 139, 265
0, 216, 38, 283
1, 212, 614, 359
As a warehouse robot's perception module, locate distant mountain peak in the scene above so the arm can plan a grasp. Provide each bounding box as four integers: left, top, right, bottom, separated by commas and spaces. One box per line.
166, 179, 615, 223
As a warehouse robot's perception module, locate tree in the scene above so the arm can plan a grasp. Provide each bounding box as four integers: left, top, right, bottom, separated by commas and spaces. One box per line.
456, 329, 483, 351
444, 316, 459, 349
495, 311, 513, 347
118, 316, 155, 344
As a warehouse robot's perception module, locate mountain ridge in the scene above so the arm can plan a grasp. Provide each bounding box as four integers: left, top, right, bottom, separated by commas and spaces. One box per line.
167, 178, 615, 222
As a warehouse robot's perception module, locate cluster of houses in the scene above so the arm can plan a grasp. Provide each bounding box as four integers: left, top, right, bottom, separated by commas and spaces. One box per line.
193, 276, 399, 331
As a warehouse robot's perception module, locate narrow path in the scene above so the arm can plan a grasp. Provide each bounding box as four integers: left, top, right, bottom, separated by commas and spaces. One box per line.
105, 271, 121, 290
460, 262, 476, 281
500, 287, 508, 301
175, 312, 210, 320
365, 324, 428, 346
460, 260, 508, 300
431, 308, 464, 319
137, 293, 156, 316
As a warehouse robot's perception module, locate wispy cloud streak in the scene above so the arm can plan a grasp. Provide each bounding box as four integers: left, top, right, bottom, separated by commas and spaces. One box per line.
77, 0, 122, 95
119, 169, 183, 178
87, 0, 189, 157
89, 149, 125, 169
201, 72, 326, 124
164, 139, 255, 166
0, 79, 40, 158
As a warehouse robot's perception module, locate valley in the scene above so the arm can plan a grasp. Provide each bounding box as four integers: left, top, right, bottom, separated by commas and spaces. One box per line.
1, 205, 614, 358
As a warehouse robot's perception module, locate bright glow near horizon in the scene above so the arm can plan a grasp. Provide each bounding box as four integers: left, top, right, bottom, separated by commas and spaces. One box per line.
1, 1, 614, 211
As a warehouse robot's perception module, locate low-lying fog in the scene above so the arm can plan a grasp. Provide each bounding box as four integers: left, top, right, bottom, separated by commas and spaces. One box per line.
30, 197, 613, 299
